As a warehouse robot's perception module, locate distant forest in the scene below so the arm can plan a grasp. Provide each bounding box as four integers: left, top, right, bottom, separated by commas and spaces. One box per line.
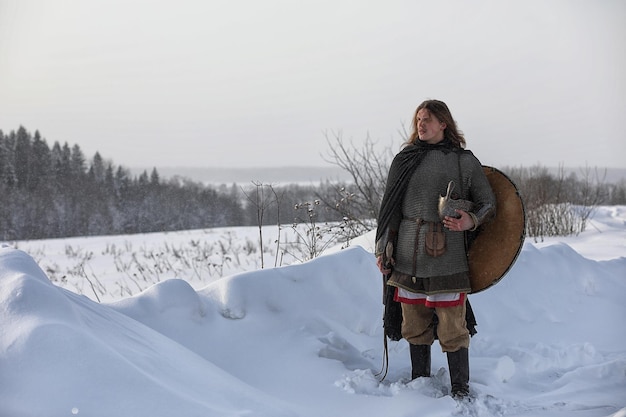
0, 127, 361, 241
2, 126, 624, 241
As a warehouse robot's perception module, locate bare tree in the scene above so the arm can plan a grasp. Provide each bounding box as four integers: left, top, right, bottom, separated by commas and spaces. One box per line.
321, 130, 395, 226
241, 181, 280, 269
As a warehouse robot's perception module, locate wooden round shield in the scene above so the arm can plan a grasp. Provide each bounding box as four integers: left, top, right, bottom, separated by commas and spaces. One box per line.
468, 166, 526, 293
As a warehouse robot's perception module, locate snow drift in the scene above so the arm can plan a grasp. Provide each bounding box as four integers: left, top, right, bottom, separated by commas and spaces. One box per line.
1, 206, 626, 417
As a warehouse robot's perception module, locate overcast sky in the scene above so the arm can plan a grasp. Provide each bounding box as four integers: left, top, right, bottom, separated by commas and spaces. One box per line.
1, 0, 624, 170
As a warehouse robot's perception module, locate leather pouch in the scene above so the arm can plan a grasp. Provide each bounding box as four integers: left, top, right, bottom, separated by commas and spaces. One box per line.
425, 222, 446, 257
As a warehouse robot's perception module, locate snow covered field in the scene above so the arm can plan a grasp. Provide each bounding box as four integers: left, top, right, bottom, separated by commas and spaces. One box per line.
1, 206, 625, 417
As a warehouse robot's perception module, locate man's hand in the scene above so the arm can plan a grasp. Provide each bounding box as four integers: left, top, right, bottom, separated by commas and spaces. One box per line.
376, 255, 393, 275
443, 209, 475, 232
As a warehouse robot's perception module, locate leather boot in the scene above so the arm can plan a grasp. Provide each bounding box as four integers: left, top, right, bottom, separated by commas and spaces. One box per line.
409, 344, 431, 379
447, 347, 470, 399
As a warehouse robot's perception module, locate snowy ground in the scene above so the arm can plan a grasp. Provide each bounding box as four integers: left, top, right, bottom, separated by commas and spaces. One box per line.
1, 206, 625, 417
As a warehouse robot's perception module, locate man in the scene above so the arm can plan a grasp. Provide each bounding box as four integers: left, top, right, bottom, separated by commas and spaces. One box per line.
375, 99, 495, 399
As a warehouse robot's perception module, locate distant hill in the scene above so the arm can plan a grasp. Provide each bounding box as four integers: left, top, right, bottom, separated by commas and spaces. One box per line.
132, 165, 626, 186
131, 166, 352, 185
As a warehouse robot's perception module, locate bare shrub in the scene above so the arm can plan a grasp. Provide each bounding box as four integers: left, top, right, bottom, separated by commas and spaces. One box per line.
505, 164, 607, 241
283, 201, 347, 262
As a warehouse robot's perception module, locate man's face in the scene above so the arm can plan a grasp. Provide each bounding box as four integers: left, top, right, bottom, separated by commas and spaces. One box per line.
416, 109, 446, 145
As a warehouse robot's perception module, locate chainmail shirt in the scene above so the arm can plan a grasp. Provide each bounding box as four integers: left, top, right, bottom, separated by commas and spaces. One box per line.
383, 147, 496, 294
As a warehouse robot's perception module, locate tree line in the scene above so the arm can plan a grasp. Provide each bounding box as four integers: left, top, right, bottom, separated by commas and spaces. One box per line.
2, 127, 624, 241
0, 127, 366, 241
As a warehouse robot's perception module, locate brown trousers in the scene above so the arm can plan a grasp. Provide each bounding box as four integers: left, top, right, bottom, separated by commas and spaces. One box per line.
401, 301, 470, 352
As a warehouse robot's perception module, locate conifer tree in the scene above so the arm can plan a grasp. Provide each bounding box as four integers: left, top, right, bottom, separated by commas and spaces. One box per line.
14, 126, 31, 189
29, 131, 51, 191
91, 152, 106, 184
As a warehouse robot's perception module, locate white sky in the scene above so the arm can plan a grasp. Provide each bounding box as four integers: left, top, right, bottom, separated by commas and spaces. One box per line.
0, 0, 625, 169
